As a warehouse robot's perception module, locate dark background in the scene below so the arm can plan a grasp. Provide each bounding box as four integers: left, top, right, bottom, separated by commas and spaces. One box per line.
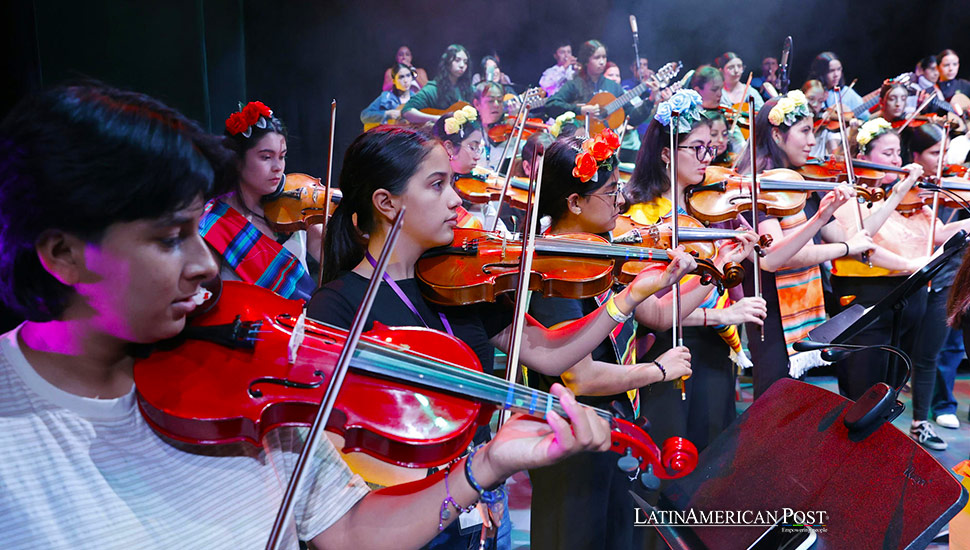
3, 0, 970, 180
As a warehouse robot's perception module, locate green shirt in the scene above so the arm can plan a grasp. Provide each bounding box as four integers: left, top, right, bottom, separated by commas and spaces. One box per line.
401, 79, 473, 113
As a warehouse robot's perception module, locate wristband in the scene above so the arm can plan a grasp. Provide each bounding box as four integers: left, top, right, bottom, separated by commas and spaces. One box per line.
653, 360, 667, 382
702, 308, 708, 327
841, 241, 850, 257
606, 295, 633, 324
464, 443, 507, 505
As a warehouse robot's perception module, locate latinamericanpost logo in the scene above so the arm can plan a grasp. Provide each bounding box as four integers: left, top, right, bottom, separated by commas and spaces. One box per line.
635, 508, 829, 532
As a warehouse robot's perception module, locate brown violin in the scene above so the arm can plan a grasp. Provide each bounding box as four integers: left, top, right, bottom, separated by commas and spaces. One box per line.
612, 213, 771, 260
453, 171, 530, 210
261, 173, 340, 233
687, 166, 884, 223
134, 281, 698, 479
487, 117, 550, 144
798, 156, 888, 184
416, 228, 742, 307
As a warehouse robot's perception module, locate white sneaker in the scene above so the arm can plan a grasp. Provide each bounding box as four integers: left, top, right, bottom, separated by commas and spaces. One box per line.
911, 421, 948, 451
936, 414, 960, 429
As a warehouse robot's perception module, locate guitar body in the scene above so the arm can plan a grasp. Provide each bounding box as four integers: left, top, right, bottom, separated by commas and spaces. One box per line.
578, 91, 626, 134
420, 101, 472, 117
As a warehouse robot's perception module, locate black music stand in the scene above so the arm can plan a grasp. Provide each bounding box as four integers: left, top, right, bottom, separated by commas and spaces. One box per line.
644, 378, 968, 550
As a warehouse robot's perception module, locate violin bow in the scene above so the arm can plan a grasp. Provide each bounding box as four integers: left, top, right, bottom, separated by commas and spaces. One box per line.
490, 103, 532, 233
832, 86, 871, 267
728, 72, 753, 136
746, 96, 765, 342
669, 112, 686, 400
497, 145, 545, 428
898, 93, 935, 132
927, 123, 950, 276
318, 99, 337, 287
265, 207, 407, 550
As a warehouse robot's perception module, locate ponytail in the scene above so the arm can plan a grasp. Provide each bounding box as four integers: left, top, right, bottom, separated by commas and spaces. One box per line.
321, 126, 436, 284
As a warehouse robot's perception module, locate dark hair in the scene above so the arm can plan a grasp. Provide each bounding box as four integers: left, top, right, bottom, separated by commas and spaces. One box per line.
430, 109, 482, 148
479, 55, 500, 79
735, 96, 811, 173
322, 127, 436, 283
515, 132, 555, 176
691, 65, 723, 90
808, 52, 842, 89
554, 40, 571, 51
909, 123, 945, 157
947, 247, 970, 328
0, 82, 230, 321
538, 136, 613, 222
918, 55, 938, 72
713, 51, 740, 70
938, 49, 959, 62
221, 103, 286, 192
626, 112, 713, 205
577, 40, 607, 82
390, 62, 414, 97
605, 61, 620, 77
474, 81, 504, 102
435, 44, 473, 104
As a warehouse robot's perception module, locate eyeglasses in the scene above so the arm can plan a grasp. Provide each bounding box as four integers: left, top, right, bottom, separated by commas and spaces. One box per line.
586, 184, 624, 207
677, 144, 717, 161
463, 141, 485, 155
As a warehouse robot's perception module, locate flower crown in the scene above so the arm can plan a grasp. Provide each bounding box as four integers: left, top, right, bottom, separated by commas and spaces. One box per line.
572, 128, 621, 183
225, 101, 274, 137
443, 105, 479, 137
549, 111, 577, 138
856, 117, 893, 151
767, 90, 811, 127
654, 89, 705, 133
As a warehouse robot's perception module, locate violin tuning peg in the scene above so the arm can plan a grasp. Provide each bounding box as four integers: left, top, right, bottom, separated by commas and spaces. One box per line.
640, 464, 661, 491
616, 447, 640, 473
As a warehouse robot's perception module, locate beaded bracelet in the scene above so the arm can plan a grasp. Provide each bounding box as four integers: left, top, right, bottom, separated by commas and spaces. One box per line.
438, 466, 476, 531
464, 443, 507, 505
653, 360, 667, 382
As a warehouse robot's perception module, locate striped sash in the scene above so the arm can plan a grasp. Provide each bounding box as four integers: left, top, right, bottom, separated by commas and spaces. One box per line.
200, 200, 316, 301
775, 212, 826, 354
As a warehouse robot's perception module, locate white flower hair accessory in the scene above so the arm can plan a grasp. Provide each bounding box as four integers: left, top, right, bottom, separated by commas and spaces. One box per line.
444, 105, 479, 137
767, 90, 811, 127
654, 89, 704, 133
856, 117, 893, 152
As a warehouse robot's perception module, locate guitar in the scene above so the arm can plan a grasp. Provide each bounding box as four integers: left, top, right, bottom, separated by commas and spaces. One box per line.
419, 101, 473, 117
579, 61, 682, 135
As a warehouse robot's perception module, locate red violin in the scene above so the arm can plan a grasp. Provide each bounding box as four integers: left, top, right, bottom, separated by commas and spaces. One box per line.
134, 281, 698, 478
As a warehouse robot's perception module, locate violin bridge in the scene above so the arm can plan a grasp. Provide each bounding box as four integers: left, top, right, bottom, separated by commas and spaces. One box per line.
288, 311, 307, 364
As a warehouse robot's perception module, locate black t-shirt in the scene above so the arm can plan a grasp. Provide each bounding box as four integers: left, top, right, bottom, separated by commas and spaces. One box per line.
527, 291, 635, 414
307, 271, 512, 374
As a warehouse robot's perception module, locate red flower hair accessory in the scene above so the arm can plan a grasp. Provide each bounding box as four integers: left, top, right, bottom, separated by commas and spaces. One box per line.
572, 128, 621, 183
225, 101, 274, 138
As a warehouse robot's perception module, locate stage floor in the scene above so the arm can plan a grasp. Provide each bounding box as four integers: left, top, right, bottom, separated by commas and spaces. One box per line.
505, 372, 970, 549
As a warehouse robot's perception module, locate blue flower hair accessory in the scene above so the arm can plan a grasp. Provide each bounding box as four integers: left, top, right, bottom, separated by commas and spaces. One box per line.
654, 89, 705, 134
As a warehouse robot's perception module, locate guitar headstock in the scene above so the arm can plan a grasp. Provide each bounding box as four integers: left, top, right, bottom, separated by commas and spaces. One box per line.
516, 87, 547, 109
651, 61, 683, 90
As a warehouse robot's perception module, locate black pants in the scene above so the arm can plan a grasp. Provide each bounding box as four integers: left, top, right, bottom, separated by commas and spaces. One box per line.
830, 275, 932, 418
742, 267, 790, 399
529, 450, 641, 550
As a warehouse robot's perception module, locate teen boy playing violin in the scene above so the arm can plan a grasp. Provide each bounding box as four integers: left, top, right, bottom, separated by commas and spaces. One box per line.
0, 83, 612, 550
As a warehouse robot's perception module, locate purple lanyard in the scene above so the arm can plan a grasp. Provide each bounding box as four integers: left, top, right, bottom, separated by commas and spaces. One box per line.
364, 251, 453, 336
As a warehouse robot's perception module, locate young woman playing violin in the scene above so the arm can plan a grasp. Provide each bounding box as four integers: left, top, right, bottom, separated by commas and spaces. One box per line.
429, 105, 494, 231
202, 102, 319, 302
361, 62, 413, 130
734, 91, 875, 396
524, 133, 694, 550
807, 51, 869, 122
307, 126, 694, 548
715, 52, 764, 111
402, 44, 474, 126
826, 119, 954, 450
0, 83, 613, 550
382, 45, 428, 92
623, 90, 764, 451
900, 123, 970, 448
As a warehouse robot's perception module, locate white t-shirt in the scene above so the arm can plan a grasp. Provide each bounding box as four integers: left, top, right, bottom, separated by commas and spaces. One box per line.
0, 326, 369, 549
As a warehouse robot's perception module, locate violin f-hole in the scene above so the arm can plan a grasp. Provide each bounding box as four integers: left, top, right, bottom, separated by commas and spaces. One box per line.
248, 370, 326, 398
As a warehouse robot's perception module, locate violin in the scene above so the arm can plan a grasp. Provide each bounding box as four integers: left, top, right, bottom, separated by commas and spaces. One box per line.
453, 170, 530, 210
798, 157, 888, 184
719, 103, 752, 138
813, 103, 855, 132
261, 173, 341, 233
134, 281, 698, 479
415, 228, 742, 307
889, 177, 970, 213
686, 166, 883, 223
612, 213, 771, 260
486, 117, 550, 144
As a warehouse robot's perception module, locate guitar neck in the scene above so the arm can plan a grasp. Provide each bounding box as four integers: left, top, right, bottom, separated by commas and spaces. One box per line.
605, 81, 650, 115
